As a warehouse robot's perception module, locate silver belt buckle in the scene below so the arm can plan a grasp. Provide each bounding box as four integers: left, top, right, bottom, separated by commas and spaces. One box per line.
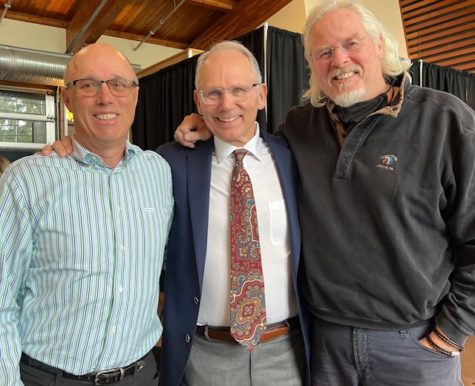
94, 367, 125, 385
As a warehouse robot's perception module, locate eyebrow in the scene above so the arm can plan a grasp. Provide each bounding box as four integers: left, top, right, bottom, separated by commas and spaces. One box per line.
315, 33, 365, 47
201, 83, 257, 89
73, 74, 130, 80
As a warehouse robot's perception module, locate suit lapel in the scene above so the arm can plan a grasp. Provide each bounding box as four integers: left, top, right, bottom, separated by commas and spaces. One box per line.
187, 139, 214, 289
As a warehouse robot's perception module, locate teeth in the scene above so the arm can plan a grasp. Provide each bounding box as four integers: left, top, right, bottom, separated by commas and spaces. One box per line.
96, 113, 118, 120
217, 116, 239, 122
335, 71, 355, 80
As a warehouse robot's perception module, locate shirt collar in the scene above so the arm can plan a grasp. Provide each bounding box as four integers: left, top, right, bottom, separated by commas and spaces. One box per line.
71, 138, 137, 167
213, 122, 263, 164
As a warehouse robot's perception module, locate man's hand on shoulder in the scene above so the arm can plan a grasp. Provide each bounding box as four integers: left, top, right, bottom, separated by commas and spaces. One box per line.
174, 113, 212, 148
40, 136, 74, 157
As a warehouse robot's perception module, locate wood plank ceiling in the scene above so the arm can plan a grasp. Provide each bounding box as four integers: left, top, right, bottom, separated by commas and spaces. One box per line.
0, 0, 293, 54
399, 0, 475, 73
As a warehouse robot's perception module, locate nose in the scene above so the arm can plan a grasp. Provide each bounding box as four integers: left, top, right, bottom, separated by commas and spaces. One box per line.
96, 82, 114, 104
331, 46, 350, 67
218, 90, 235, 109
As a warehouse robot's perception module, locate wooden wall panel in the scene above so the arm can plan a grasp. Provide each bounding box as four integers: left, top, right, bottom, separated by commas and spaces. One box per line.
399, 0, 475, 73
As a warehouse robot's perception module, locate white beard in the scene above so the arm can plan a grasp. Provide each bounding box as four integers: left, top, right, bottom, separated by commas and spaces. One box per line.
332, 88, 366, 107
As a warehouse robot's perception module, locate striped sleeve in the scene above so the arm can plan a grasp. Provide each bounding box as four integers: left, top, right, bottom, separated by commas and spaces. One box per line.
0, 171, 33, 386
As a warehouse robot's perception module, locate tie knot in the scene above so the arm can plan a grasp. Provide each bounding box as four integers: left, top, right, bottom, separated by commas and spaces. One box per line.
233, 149, 248, 163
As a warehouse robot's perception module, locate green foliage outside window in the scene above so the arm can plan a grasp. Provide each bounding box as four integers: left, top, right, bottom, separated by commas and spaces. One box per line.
0, 90, 49, 144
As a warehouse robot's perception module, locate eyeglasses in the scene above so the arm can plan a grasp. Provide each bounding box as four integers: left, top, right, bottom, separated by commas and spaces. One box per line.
65, 79, 139, 97
198, 83, 261, 105
311, 37, 367, 62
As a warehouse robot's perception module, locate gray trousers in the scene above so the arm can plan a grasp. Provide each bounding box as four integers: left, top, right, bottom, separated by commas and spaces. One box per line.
182, 328, 306, 386
310, 317, 463, 386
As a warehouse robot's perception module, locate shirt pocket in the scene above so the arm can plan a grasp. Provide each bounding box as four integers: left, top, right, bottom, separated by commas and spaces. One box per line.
268, 199, 288, 247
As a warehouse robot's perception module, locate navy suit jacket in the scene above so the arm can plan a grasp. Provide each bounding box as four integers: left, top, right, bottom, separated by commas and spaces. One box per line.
157, 132, 310, 386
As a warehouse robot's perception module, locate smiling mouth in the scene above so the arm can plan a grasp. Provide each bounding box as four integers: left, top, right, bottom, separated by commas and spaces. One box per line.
216, 115, 240, 123
95, 113, 118, 120
333, 70, 358, 81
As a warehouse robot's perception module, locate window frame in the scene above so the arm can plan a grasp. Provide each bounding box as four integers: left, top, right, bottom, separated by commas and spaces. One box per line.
0, 86, 57, 150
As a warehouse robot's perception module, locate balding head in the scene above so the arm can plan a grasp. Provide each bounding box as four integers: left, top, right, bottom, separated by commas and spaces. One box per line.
62, 43, 139, 168
65, 43, 137, 84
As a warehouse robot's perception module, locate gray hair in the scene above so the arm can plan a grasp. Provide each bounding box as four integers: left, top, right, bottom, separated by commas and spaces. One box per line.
195, 40, 262, 89
302, 0, 411, 107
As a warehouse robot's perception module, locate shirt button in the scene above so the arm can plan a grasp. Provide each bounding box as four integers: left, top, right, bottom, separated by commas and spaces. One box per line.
185, 334, 191, 343
193, 297, 199, 305
118, 286, 124, 293
111, 326, 117, 334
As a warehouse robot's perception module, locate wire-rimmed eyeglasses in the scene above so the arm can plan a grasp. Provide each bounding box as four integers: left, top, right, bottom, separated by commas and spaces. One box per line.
198, 83, 261, 105
65, 79, 139, 97
310, 36, 367, 62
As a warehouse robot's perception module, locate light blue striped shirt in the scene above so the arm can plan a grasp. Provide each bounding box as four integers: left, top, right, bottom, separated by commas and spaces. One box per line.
0, 140, 173, 385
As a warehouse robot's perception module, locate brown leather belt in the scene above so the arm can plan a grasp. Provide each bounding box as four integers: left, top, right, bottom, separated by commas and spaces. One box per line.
195, 316, 300, 343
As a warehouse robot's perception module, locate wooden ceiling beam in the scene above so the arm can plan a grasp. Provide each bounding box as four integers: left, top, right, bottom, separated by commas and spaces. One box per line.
184, 0, 235, 12
190, 0, 292, 49
455, 63, 475, 72
104, 29, 189, 50
2, 11, 68, 28
66, 0, 129, 54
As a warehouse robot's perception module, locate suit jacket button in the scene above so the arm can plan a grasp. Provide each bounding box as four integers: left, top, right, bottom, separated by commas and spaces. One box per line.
193, 296, 199, 304
185, 334, 191, 343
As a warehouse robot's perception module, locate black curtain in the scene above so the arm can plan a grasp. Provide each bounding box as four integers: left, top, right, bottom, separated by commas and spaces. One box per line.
266, 26, 309, 133
235, 27, 267, 132
409, 60, 475, 110
132, 55, 198, 150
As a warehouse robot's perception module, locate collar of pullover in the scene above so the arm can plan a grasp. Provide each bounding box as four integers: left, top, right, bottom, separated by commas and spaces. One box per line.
327, 73, 408, 146
333, 90, 390, 133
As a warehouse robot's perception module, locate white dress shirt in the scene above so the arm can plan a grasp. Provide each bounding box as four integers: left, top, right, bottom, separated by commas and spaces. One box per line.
197, 125, 298, 326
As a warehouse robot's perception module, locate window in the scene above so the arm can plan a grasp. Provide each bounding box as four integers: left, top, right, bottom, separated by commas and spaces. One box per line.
0, 88, 56, 150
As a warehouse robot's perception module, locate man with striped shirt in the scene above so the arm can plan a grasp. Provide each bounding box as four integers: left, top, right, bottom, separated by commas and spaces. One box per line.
0, 43, 173, 386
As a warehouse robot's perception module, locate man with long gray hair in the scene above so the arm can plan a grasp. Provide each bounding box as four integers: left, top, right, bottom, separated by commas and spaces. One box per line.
175, 0, 475, 385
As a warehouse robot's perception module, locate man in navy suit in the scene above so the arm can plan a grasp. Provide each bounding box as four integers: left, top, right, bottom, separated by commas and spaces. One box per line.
157, 41, 310, 386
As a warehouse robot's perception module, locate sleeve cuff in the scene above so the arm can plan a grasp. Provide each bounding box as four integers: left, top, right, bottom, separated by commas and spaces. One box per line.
435, 312, 470, 347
